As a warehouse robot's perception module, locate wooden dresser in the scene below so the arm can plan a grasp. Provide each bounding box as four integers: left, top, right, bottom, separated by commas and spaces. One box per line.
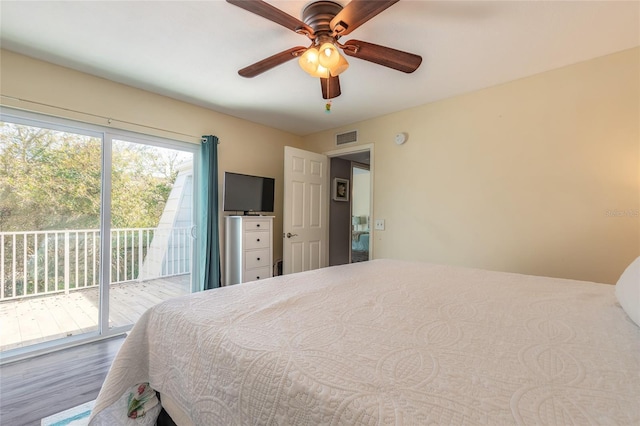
224, 216, 274, 285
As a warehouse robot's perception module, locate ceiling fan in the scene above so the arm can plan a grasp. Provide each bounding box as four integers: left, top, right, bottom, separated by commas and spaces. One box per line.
227, 0, 423, 99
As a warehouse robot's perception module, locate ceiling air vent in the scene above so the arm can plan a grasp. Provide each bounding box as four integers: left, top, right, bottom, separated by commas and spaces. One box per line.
336, 130, 358, 146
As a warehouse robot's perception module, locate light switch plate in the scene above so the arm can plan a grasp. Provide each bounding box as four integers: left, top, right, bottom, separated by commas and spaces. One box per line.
374, 219, 385, 230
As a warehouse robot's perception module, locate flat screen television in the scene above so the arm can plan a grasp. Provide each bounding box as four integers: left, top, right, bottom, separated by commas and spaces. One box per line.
223, 172, 275, 215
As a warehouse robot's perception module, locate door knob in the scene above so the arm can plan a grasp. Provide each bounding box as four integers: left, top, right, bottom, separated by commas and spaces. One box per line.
286, 232, 298, 238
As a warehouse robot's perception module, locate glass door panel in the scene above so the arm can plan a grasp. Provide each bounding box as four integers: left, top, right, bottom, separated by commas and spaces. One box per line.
0, 121, 102, 351
108, 139, 193, 331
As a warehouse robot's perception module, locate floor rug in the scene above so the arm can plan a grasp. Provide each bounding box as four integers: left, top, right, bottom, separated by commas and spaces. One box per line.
41, 400, 95, 426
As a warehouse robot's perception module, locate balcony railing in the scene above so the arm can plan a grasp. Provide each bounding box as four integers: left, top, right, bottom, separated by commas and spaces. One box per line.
0, 227, 192, 301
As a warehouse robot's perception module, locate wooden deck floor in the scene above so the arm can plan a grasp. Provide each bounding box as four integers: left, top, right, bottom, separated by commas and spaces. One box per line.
0, 275, 190, 352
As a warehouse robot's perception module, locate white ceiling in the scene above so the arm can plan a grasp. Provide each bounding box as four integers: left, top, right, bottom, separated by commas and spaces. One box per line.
1, 1, 638, 136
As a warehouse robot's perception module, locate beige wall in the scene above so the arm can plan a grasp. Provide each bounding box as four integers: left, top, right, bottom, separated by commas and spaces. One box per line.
303, 48, 640, 284
0, 49, 305, 276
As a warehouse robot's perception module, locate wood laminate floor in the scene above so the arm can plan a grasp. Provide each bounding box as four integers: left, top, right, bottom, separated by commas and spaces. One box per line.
0, 336, 125, 426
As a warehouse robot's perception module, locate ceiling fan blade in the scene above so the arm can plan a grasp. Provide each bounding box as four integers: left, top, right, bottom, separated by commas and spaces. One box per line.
227, 0, 314, 35
342, 39, 422, 73
238, 46, 307, 78
321, 76, 341, 99
330, 0, 399, 36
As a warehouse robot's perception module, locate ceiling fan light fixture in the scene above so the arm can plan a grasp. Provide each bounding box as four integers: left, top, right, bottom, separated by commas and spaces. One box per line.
299, 42, 348, 78
330, 53, 349, 76
318, 42, 340, 69
312, 64, 330, 78
299, 47, 320, 76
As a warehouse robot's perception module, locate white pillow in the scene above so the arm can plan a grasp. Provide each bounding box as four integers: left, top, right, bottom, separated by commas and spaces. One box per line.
615, 256, 640, 327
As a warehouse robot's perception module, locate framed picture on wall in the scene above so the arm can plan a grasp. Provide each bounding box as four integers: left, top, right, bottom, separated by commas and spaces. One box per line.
333, 178, 349, 202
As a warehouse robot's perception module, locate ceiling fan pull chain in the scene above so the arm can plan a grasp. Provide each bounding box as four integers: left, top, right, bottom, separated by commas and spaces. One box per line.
325, 77, 332, 113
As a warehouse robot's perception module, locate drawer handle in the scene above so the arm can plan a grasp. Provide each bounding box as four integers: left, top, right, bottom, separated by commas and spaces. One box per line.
257, 257, 261, 261
256, 276, 260, 279
256, 224, 260, 227
257, 238, 260, 242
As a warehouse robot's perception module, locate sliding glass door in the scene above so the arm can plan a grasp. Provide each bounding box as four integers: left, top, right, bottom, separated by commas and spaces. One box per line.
0, 121, 103, 350
108, 138, 193, 332
0, 111, 197, 354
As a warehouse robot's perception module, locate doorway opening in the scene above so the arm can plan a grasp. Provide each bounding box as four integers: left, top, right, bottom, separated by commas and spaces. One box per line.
325, 145, 372, 266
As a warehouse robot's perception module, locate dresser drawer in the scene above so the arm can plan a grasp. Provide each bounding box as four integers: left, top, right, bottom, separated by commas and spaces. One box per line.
242, 266, 271, 283
244, 230, 270, 249
243, 219, 271, 231
244, 249, 270, 269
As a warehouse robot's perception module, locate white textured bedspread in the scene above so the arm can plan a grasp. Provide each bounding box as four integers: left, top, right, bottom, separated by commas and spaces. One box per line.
90, 259, 640, 425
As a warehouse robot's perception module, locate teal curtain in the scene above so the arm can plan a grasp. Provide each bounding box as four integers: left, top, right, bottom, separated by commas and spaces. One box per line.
198, 135, 221, 290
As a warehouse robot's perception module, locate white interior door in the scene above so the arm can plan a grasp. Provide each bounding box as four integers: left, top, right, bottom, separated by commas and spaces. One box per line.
283, 146, 329, 274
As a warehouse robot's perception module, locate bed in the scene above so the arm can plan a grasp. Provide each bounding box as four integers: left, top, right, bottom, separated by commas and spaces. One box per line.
89, 258, 640, 425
